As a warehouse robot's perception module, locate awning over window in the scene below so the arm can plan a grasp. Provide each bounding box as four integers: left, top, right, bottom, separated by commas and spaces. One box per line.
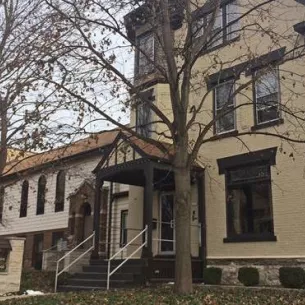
0, 239, 12, 251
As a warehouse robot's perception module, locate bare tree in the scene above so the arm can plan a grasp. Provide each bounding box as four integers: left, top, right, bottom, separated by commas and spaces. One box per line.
40, 0, 305, 293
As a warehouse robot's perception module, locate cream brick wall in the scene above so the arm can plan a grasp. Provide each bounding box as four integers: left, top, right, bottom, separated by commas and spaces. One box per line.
0, 237, 25, 294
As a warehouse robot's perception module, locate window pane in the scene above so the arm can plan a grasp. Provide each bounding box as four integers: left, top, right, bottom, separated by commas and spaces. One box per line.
138, 34, 154, 75
227, 178, 273, 236
227, 1, 240, 40
192, 18, 204, 38
136, 101, 152, 137
215, 81, 234, 109
255, 68, 280, 124
207, 9, 223, 48
216, 108, 235, 133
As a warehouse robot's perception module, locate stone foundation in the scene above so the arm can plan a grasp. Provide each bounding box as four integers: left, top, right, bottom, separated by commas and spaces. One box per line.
207, 258, 305, 286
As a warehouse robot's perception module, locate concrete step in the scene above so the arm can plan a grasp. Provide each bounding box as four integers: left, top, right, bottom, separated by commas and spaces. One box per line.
74, 272, 134, 281
57, 285, 106, 292
66, 278, 134, 288
83, 264, 144, 274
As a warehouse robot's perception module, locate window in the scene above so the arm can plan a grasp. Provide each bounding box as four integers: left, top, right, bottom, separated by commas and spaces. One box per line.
137, 32, 154, 75
214, 80, 236, 134
20, 180, 29, 218
120, 210, 128, 247
226, 164, 275, 240
192, 0, 240, 50
254, 66, 280, 125
136, 100, 152, 137
36, 175, 46, 215
0, 187, 4, 223
55, 170, 65, 212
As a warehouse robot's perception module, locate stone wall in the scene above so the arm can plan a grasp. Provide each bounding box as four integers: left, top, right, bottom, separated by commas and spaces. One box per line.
0, 237, 25, 294
207, 258, 305, 286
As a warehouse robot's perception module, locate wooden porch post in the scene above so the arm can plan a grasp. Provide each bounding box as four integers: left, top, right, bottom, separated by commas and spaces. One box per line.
91, 176, 103, 259
142, 164, 153, 260
197, 171, 206, 267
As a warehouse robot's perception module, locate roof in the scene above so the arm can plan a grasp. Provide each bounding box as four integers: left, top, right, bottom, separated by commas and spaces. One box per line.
2, 130, 120, 177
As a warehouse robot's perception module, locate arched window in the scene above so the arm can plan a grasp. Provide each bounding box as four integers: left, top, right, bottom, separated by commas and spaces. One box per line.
0, 187, 4, 223
36, 175, 46, 215
20, 180, 29, 218
55, 171, 65, 212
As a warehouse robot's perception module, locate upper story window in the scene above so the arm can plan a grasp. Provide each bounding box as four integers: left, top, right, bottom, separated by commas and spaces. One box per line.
0, 187, 4, 223
214, 80, 236, 134
136, 100, 152, 137
254, 66, 280, 125
136, 32, 155, 76
36, 175, 46, 215
193, 0, 240, 50
20, 180, 29, 218
55, 170, 65, 212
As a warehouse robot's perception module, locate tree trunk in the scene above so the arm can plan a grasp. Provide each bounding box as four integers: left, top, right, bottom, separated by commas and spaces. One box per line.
174, 146, 193, 294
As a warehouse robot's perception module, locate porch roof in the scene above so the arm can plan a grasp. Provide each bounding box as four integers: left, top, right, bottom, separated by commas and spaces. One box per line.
93, 132, 203, 187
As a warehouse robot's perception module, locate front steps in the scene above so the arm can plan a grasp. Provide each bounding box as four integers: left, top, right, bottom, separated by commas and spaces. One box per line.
57, 259, 146, 292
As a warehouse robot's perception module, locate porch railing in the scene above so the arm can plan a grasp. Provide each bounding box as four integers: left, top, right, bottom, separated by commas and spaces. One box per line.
54, 231, 95, 293
107, 225, 148, 290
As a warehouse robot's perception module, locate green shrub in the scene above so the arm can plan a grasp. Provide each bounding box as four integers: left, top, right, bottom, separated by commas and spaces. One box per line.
279, 267, 305, 288
238, 267, 259, 286
202, 267, 222, 285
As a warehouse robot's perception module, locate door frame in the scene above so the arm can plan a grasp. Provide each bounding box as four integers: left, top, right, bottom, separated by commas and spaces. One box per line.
159, 192, 175, 255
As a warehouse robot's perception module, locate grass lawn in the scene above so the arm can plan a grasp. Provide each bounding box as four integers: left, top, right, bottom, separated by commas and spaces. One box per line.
2, 286, 305, 305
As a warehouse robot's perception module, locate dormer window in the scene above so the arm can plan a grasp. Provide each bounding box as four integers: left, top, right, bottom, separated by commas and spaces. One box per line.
192, 0, 240, 50
136, 32, 155, 76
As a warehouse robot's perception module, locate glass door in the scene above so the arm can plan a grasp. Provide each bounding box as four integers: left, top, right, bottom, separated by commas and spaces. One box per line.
160, 193, 175, 254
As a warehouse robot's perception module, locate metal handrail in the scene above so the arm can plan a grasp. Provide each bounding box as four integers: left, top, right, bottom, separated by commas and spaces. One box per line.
107, 225, 148, 290
54, 232, 95, 292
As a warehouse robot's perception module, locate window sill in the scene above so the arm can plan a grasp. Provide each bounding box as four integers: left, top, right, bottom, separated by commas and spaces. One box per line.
211, 130, 239, 141
223, 234, 277, 243
251, 118, 284, 131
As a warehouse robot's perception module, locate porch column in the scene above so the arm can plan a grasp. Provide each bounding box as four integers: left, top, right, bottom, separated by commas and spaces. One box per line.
91, 176, 103, 259
142, 164, 153, 259
197, 172, 206, 266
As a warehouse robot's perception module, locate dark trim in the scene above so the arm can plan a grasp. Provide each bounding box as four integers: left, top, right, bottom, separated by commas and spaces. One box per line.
112, 191, 129, 199
294, 21, 305, 35
223, 234, 277, 243
119, 209, 128, 248
251, 118, 284, 131
192, 0, 234, 18
245, 47, 286, 76
207, 60, 244, 90
131, 77, 168, 94
107, 182, 114, 259
217, 147, 277, 175
295, 0, 305, 6
210, 130, 239, 141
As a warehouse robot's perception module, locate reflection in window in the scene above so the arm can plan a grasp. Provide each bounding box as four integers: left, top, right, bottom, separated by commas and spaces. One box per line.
254, 66, 280, 124
226, 164, 274, 237
55, 171, 65, 212
36, 175, 46, 215
20, 180, 29, 218
120, 210, 128, 247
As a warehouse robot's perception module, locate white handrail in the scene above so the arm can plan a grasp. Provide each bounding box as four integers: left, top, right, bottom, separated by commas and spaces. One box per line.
107, 225, 147, 290
54, 232, 95, 292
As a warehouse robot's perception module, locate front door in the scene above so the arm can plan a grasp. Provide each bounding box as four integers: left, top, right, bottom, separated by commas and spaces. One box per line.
160, 193, 175, 254
32, 234, 44, 270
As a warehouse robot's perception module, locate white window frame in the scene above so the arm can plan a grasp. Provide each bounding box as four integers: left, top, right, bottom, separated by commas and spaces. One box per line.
254, 66, 281, 125
214, 80, 236, 134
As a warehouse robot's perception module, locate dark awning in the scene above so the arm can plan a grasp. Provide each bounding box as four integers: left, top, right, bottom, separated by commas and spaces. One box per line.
0, 239, 12, 251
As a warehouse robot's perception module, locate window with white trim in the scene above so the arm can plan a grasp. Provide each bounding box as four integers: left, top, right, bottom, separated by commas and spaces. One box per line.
254, 66, 280, 125
137, 33, 154, 75
214, 80, 236, 134
192, 0, 240, 50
